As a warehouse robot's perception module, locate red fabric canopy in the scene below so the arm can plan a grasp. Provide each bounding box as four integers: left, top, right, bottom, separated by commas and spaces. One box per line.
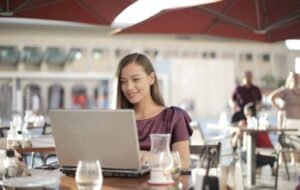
120, 0, 300, 42
0, 0, 134, 25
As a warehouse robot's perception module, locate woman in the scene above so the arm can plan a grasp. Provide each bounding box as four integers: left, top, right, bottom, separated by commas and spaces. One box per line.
269, 72, 300, 120
115, 53, 193, 169
269, 72, 300, 163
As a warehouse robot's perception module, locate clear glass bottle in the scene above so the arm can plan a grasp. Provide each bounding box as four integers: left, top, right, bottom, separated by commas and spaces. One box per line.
0, 150, 6, 179
22, 123, 32, 148
16, 130, 23, 148
148, 134, 174, 185
7, 122, 17, 149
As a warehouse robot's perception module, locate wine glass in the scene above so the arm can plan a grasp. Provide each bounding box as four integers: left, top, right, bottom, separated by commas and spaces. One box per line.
75, 160, 103, 190
171, 151, 182, 180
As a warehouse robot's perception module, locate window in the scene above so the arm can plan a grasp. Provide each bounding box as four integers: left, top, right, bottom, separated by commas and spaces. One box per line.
115, 48, 130, 58
92, 49, 103, 60
67, 48, 82, 63
144, 49, 159, 59
0, 46, 19, 65
258, 53, 270, 63
45, 47, 67, 66
202, 51, 217, 59
240, 53, 253, 63
22, 46, 43, 66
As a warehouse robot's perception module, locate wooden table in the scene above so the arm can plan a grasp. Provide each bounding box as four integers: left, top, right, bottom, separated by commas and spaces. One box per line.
0, 135, 55, 153
0, 124, 46, 137
26, 169, 192, 190
0, 135, 56, 167
239, 127, 299, 188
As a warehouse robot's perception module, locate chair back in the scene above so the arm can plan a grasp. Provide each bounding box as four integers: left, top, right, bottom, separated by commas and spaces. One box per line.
281, 112, 300, 136
190, 142, 221, 169
189, 121, 205, 145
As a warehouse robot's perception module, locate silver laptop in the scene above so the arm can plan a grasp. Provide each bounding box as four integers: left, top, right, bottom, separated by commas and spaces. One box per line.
49, 109, 149, 177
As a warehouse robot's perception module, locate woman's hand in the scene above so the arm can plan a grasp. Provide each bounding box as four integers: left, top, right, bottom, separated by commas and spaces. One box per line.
140, 151, 152, 166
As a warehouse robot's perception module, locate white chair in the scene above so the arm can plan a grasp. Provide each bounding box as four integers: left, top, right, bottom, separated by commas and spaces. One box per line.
275, 112, 300, 189
189, 121, 205, 145
279, 116, 300, 165
189, 121, 244, 190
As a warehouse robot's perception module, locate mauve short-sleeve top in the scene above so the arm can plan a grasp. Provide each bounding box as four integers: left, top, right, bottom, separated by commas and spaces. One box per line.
277, 87, 300, 119
136, 106, 193, 151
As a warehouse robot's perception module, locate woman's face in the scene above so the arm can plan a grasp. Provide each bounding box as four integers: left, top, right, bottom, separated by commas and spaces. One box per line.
120, 62, 154, 104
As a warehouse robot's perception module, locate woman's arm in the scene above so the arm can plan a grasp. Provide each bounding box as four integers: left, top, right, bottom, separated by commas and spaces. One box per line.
269, 88, 285, 110
172, 140, 190, 169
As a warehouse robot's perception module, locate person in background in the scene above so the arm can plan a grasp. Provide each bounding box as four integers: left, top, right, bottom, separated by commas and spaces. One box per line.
231, 103, 276, 175
231, 70, 262, 123
269, 72, 300, 164
269, 72, 300, 122
115, 53, 193, 169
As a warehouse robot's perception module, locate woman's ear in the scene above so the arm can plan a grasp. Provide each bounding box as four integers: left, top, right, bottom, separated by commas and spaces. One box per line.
149, 72, 155, 85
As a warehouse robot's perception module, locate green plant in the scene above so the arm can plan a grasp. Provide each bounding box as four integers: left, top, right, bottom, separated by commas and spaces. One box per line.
261, 74, 276, 87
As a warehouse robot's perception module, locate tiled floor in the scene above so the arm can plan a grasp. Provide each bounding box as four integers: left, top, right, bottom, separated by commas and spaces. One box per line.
249, 163, 300, 190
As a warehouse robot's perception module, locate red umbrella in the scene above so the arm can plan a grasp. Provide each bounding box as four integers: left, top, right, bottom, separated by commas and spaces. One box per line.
0, 0, 134, 25
119, 0, 300, 42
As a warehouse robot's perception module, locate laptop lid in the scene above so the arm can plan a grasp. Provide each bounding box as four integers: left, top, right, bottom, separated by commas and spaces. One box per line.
49, 109, 142, 171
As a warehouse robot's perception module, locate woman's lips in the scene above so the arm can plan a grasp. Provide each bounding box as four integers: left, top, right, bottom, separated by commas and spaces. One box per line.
127, 92, 138, 99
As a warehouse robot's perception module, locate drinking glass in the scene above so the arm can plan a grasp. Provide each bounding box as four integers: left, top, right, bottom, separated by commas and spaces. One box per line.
171, 151, 182, 180
75, 160, 103, 190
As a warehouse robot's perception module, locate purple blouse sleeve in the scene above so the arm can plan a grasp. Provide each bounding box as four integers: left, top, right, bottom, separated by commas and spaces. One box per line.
168, 107, 193, 145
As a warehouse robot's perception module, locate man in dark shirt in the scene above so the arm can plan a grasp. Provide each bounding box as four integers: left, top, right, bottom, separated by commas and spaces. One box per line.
231, 70, 262, 123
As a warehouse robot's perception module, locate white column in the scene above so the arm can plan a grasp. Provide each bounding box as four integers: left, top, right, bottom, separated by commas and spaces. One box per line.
40, 83, 48, 115
64, 84, 72, 109
40, 46, 48, 72
86, 83, 94, 109
295, 57, 300, 74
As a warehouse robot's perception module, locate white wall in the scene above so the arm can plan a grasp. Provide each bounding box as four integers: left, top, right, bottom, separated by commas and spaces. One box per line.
170, 58, 235, 117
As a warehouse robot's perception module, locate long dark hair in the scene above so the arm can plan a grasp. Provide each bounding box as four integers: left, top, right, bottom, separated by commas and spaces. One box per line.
115, 53, 165, 109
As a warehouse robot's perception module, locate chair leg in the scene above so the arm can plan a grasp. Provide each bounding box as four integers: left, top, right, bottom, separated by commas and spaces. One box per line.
275, 152, 280, 190
281, 151, 290, 180
31, 152, 35, 168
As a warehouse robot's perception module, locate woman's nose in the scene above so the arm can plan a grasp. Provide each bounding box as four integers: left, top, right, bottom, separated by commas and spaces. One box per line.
126, 80, 134, 90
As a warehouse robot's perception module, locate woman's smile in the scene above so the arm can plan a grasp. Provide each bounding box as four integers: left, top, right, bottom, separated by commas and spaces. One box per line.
127, 91, 139, 100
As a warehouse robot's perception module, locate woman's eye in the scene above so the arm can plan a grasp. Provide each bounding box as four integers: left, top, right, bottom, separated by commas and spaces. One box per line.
133, 78, 140, 82
120, 80, 126, 85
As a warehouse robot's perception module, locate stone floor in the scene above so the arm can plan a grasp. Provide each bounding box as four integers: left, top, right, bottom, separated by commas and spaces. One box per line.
252, 163, 300, 190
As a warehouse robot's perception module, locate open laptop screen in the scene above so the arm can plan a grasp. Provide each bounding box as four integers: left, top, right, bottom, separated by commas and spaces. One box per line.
50, 109, 142, 171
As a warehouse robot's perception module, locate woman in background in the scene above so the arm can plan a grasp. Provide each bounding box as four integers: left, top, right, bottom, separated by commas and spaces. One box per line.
269, 72, 300, 164
115, 53, 193, 169
269, 72, 300, 122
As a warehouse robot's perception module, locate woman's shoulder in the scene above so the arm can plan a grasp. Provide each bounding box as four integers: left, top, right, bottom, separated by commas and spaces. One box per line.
164, 106, 191, 121
165, 106, 188, 114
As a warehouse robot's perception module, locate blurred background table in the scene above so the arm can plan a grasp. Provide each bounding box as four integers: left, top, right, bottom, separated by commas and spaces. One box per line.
0, 135, 55, 153
239, 127, 299, 188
